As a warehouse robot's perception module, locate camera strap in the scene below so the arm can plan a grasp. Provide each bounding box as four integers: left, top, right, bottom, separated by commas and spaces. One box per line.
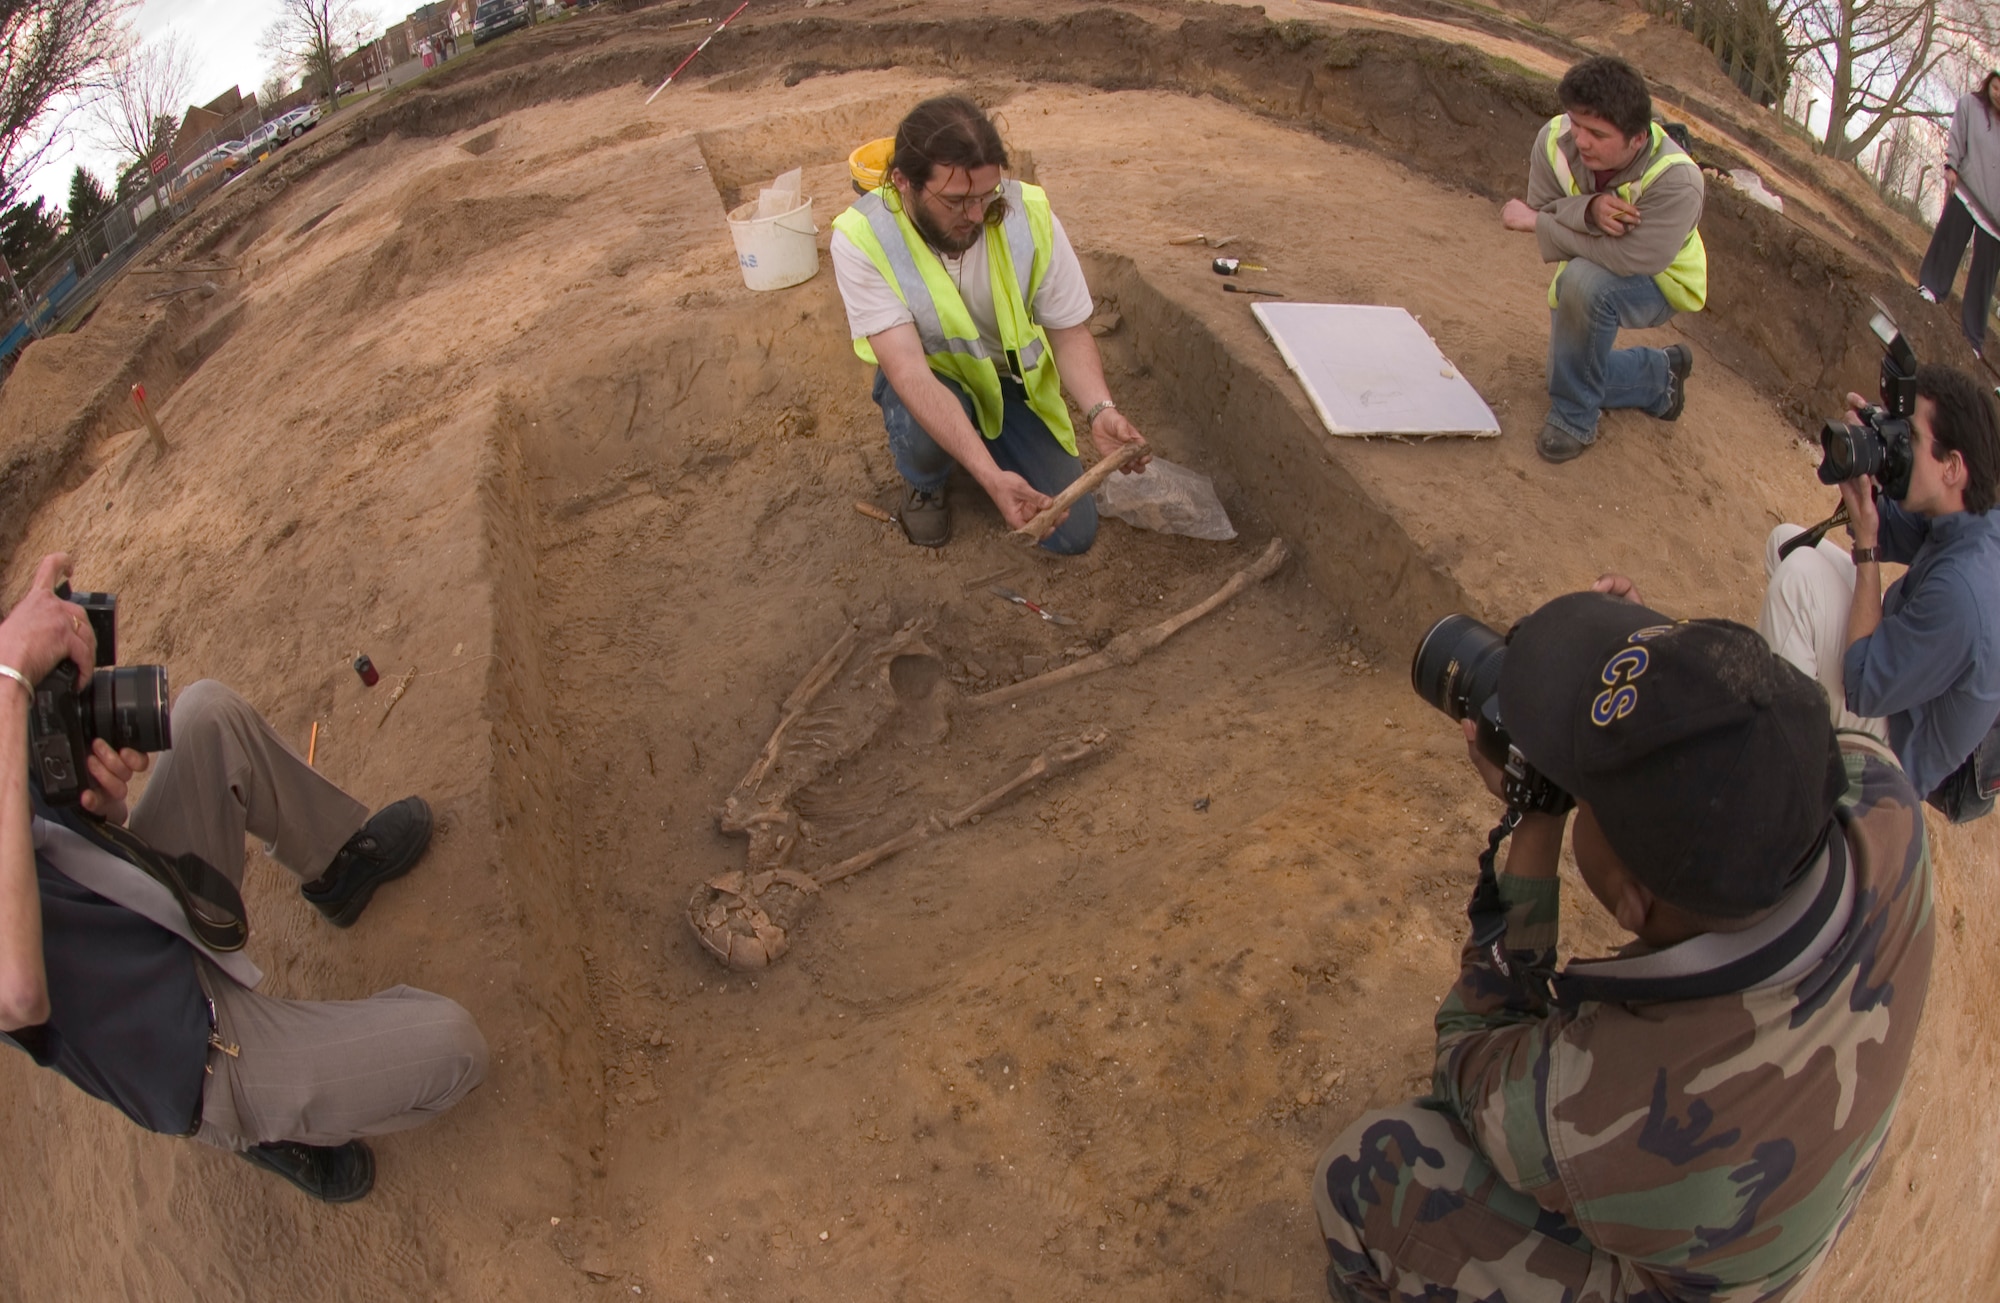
1776, 504, 1849, 564
61, 809, 249, 953
1464, 807, 1557, 1010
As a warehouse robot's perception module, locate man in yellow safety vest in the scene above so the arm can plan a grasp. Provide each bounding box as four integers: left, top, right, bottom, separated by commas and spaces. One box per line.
1500, 56, 1707, 464
831, 95, 1149, 550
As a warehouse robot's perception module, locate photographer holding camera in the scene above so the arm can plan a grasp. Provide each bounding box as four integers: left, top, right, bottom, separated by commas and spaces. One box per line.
0, 553, 487, 1203
1316, 593, 1933, 1302
1758, 360, 2000, 819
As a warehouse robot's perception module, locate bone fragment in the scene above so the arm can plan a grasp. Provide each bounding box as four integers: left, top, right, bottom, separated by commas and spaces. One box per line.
719, 621, 860, 828
377, 666, 418, 727
814, 730, 1110, 886
1012, 442, 1144, 544
973, 538, 1288, 708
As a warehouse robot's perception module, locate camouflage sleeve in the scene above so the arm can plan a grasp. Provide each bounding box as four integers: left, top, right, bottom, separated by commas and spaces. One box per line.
1429, 872, 1570, 1199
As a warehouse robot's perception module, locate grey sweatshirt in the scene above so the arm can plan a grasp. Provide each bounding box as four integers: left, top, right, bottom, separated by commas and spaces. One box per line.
1526, 117, 1704, 279
1945, 89, 2000, 236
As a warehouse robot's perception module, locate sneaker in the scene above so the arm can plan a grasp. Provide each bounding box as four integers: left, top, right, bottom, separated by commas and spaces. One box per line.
241, 1139, 375, 1203
1537, 423, 1589, 463
1659, 344, 1694, 421
900, 486, 950, 547
1917, 285, 1938, 304
301, 796, 433, 927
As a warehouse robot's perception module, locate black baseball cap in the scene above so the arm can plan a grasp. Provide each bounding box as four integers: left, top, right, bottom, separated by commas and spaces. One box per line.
1499, 592, 1845, 918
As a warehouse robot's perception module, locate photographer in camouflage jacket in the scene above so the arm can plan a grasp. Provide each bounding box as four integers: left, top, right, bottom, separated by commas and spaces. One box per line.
1314, 591, 1933, 1302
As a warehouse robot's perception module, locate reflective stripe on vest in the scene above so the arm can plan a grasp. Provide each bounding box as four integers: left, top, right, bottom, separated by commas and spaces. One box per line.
832, 179, 1074, 452
842, 184, 1048, 374
1544, 115, 1707, 313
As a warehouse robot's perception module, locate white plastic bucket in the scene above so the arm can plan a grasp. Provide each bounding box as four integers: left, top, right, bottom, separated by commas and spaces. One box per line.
726, 196, 818, 291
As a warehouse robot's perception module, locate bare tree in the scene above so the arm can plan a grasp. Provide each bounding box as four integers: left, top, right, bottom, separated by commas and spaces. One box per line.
88, 30, 193, 171
1780, 0, 1996, 160
0, 0, 131, 194
262, 0, 373, 112
260, 70, 291, 111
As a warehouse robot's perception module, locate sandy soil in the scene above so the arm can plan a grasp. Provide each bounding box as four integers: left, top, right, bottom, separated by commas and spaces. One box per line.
1, 2, 1995, 1299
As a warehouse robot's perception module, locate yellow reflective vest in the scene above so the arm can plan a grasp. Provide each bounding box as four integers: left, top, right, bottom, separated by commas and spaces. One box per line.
1544, 116, 1708, 313
832, 180, 1077, 455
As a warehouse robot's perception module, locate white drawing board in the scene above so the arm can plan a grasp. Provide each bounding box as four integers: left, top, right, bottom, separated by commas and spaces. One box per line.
1251, 302, 1499, 438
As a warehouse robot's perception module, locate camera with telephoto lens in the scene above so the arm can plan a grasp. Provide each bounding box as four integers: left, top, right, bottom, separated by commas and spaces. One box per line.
26, 585, 171, 805
1411, 615, 1573, 816
1817, 311, 1918, 501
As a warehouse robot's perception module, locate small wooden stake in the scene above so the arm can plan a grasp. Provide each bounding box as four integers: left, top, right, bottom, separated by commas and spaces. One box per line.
306, 720, 319, 767
130, 384, 170, 457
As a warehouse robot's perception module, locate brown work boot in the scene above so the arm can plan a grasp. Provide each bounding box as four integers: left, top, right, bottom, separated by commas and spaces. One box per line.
901, 486, 950, 547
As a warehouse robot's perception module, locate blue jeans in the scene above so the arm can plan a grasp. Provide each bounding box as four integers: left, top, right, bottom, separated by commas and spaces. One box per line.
1545, 257, 1677, 442
873, 368, 1097, 555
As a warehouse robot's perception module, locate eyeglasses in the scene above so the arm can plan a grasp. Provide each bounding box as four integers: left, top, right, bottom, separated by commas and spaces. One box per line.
922, 182, 1004, 216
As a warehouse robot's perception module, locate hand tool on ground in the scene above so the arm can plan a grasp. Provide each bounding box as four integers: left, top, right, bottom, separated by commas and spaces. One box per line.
646, 0, 750, 103
1013, 441, 1145, 544
1212, 257, 1269, 275
975, 538, 1289, 708
991, 586, 1077, 626
1223, 283, 1285, 297
853, 500, 896, 524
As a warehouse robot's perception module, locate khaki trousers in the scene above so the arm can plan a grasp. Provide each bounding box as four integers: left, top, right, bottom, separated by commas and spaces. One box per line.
1757, 523, 1891, 742
127, 680, 487, 1150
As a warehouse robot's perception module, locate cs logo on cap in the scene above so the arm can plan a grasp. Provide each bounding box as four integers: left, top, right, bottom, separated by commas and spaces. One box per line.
1590, 625, 1674, 726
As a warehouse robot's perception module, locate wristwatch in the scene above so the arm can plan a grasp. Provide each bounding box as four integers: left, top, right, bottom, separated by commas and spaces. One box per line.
1851, 545, 1881, 565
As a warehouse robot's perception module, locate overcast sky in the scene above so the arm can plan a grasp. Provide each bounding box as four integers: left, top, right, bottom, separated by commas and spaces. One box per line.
23, 0, 293, 208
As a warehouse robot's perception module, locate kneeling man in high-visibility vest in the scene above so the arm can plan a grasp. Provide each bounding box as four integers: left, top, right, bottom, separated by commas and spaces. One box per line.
831, 95, 1149, 551
1500, 56, 1707, 465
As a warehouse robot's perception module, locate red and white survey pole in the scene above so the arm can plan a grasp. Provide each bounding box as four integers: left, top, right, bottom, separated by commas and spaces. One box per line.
646, 1, 752, 105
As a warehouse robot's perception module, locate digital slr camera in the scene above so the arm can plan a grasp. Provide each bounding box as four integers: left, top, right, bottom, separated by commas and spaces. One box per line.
27, 585, 172, 805
1817, 312, 1919, 501
1410, 615, 1573, 816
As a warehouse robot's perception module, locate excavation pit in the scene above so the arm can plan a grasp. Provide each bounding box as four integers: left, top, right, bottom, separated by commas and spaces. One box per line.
2, 5, 1995, 1297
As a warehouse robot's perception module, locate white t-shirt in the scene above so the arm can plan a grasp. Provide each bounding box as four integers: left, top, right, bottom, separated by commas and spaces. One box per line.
831, 211, 1095, 359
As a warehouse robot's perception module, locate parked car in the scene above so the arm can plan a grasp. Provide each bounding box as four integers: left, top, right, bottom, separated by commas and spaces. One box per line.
246, 121, 281, 155
272, 104, 322, 140
474, 0, 532, 44
167, 144, 246, 205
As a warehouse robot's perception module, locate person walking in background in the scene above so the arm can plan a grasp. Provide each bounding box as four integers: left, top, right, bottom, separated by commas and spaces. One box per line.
1918, 70, 2000, 361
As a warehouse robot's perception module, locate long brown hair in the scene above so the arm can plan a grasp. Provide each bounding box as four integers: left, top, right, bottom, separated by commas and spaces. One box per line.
1980, 70, 1999, 127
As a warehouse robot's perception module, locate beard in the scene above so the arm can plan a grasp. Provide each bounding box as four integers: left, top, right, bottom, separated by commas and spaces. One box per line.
910, 196, 1008, 256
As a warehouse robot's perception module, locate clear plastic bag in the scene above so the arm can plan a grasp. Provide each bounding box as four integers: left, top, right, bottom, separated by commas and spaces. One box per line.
1093, 456, 1236, 540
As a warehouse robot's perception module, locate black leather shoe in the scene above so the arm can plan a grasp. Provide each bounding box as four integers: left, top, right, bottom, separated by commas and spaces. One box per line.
241, 1139, 375, 1203
1537, 422, 1589, 463
1660, 344, 1694, 421
301, 796, 432, 927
